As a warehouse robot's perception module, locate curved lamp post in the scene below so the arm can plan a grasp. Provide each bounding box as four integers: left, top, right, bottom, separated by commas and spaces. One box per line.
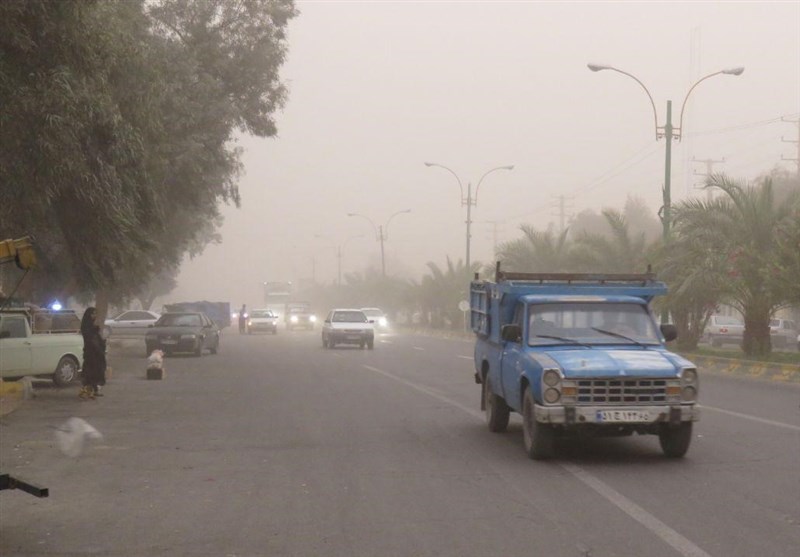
587, 63, 744, 242
347, 209, 411, 277
424, 162, 514, 270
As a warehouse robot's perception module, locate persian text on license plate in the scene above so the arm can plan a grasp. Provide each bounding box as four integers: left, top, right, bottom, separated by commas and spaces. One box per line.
596, 410, 652, 423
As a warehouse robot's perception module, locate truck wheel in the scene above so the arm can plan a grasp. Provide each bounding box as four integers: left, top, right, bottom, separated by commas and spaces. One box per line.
522, 387, 554, 459
53, 355, 79, 387
483, 376, 510, 432
659, 422, 692, 458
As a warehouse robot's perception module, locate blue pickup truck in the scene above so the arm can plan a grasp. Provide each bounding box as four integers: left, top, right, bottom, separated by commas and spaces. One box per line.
470, 265, 699, 460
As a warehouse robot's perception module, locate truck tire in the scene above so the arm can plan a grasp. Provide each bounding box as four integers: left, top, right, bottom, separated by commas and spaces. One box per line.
483, 376, 510, 432
658, 422, 692, 458
522, 387, 555, 459
53, 355, 80, 387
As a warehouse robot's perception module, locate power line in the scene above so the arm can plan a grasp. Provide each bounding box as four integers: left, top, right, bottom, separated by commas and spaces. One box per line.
686, 113, 800, 138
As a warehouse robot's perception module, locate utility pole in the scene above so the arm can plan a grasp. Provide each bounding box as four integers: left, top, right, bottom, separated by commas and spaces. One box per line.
551, 195, 574, 234
692, 156, 725, 201
781, 117, 800, 178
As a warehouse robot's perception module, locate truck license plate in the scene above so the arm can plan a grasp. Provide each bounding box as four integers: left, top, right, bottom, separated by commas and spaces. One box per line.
596, 410, 652, 423
161, 340, 178, 345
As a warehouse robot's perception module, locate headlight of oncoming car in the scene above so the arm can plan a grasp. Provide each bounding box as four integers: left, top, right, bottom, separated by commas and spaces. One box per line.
310, 315, 317, 322
378, 317, 388, 327
290, 315, 298, 323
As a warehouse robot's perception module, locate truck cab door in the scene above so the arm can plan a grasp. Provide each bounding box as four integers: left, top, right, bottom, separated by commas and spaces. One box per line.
500, 302, 527, 412
0, 315, 33, 377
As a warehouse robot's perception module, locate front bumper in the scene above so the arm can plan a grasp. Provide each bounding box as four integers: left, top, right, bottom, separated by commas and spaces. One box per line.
249, 323, 277, 331
535, 404, 699, 425
326, 331, 373, 345
147, 338, 201, 353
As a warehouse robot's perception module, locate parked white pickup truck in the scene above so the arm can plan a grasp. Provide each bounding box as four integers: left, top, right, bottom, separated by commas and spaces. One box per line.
0, 311, 83, 386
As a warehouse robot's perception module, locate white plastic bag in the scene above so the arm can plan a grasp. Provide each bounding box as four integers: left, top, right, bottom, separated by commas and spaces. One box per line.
55, 417, 103, 458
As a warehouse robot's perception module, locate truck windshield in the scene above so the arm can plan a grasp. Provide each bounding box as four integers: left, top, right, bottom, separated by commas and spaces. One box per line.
528, 302, 660, 346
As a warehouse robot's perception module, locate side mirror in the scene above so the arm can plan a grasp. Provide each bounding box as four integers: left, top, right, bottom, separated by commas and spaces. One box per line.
660, 324, 678, 342
0, 330, 10, 339
501, 324, 522, 343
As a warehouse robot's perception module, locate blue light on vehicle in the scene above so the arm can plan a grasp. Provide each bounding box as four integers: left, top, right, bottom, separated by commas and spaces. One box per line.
50, 300, 63, 311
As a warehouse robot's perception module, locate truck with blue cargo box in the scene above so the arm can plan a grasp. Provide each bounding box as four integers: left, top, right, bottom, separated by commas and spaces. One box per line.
470, 264, 699, 459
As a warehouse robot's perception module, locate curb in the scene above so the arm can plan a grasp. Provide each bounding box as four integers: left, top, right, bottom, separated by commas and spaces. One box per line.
683, 354, 800, 384
0, 380, 25, 417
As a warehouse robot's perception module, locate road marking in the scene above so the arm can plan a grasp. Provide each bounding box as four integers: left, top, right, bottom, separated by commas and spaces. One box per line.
361, 363, 712, 557
562, 463, 712, 557
701, 405, 800, 432
413, 346, 425, 351
457, 355, 472, 360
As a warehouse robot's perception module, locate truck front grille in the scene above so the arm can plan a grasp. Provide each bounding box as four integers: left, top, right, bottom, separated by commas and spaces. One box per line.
576, 378, 668, 405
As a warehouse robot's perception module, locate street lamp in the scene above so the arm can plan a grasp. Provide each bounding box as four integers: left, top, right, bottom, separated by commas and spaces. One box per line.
347, 209, 411, 277
424, 162, 514, 270
588, 63, 744, 242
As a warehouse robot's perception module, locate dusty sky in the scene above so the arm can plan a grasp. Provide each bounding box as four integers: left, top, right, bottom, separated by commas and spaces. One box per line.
169, 0, 800, 307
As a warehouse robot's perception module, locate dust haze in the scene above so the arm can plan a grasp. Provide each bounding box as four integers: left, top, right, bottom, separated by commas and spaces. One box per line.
169, 1, 800, 307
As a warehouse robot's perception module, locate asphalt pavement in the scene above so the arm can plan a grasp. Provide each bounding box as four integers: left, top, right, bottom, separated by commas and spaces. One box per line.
1, 329, 798, 556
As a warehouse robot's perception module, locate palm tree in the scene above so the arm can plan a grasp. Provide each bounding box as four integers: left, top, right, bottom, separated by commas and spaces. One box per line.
671, 175, 799, 355
413, 257, 479, 329
571, 209, 653, 273
494, 226, 572, 272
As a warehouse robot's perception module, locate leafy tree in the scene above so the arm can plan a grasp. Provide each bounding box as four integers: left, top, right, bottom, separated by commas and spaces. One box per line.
494, 226, 572, 272
671, 175, 799, 355
0, 0, 297, 320
571, 209, 653, 273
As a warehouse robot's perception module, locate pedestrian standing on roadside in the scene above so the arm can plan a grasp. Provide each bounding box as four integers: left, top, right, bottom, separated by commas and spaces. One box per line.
238, 304, 247, 334
79, 307, 106, 400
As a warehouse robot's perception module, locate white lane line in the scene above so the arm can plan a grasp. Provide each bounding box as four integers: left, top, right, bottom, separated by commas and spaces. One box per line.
413, 346, 425, 351
457, 355, 473, 360
562, 463, 712, 557
361, 363, 712, 557
701, 405, 800, 432
362, 365, 479, 418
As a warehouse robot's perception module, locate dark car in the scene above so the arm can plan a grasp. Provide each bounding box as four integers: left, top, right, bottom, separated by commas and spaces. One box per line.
145, 312, 220, 357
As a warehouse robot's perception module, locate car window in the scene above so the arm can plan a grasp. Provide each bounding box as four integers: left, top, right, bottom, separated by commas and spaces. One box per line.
1, 316, 28, 338
52, 313, 80, 331
251, 310, 273, 318
126, 311, 154, 320
770, 319, 779, 327
332, 311, 367, 323
157, 314, 202, 327
715, 316, 742, 326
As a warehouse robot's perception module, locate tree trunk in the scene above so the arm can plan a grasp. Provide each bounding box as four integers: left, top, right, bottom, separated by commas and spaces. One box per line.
741, 304, 772, 356
94, 289, 110, 327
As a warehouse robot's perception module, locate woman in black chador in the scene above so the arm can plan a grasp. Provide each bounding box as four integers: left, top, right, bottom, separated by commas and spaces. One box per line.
79, 307, 106, 400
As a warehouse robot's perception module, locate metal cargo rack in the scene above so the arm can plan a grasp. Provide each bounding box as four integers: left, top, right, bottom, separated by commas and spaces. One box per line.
492, 262, 656, 285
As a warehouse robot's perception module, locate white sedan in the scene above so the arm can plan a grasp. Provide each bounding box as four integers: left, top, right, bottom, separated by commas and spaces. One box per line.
104, 310, 161, 338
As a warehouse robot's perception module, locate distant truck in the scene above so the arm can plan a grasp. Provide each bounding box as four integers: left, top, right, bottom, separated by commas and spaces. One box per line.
470, 264, 699, 460
163, 301, 231, 330
285, 301, 316, 331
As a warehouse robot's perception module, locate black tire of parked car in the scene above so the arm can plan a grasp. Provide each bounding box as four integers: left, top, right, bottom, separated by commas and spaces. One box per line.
483, 375, 510, 433
367, 338, 374, 350
53, 355, 80, 387
209, 340, 218, 355
658, 422, 692, 458
194, 338, 204, 357
522, 386, 555, 460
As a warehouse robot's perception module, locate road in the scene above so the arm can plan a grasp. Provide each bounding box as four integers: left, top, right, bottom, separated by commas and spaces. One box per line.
1, 329, 799, 556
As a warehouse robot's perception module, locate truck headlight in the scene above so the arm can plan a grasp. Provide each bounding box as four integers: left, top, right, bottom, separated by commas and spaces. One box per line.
681, 368, 698, 385
544, 388, 561, 404
682, 386, 697, 402
290, 315, 298, 323
543, 369, 561, 387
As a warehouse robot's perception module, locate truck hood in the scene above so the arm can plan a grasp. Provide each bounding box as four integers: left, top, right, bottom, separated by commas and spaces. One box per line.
543, 349, 682, 378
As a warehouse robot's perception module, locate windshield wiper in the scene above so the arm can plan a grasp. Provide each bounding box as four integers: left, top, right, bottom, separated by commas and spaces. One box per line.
532, 334, 591, 348
590, 327, 647, 347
